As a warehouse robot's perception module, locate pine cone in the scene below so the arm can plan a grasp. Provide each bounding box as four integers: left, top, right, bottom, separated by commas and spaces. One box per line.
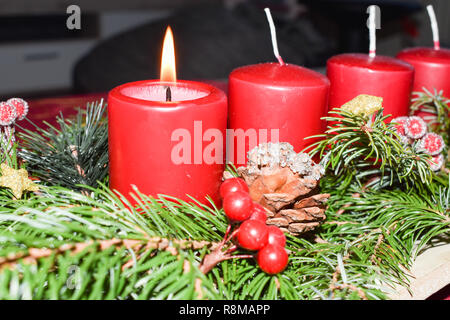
230, 142, 330, 236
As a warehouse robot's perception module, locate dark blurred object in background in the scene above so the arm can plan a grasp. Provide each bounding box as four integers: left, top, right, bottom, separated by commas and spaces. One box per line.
299, 0, 422, 53
74, 1, 334, 93
0, 0, 448, 98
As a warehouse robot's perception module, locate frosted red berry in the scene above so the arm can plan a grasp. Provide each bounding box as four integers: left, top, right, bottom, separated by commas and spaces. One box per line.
391, 116, 408, 136
7, 98, 28, 121
220, 177, 249, 199
267, 226, 286, 247
405, 116, 427, 139
257, 244, 288, 274
427, 154, 444, 171
248, 203, 268, 223
237, 219, 268, 250
420, 133, 445, 156
223, 191, 253, 221
0, 101, 17, 126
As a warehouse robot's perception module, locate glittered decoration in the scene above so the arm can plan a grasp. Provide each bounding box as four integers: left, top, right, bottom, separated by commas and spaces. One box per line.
420, 132, 445, 156
245, 142, 324, 180
405, 116, 427, 139
0, 101, 17, 126
391, 116, 408, 136
428, 153, 444, 171
7, 98, 29, 121
0, 163, 39, 199
391, 116, 412, 144
341, 94, 383, 117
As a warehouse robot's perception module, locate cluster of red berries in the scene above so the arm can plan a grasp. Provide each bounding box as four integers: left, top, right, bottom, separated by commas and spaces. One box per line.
0, 98, 29, 126
391, 116, 445, 171
220, 177, 288, 274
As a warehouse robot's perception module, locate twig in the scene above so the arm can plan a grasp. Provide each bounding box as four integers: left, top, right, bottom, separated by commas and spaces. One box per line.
329, 251, 368, 300
0, 237, 219, 271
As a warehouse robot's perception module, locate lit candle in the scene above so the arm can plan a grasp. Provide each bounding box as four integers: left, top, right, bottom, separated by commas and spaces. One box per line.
327, 6, 414, 119
397, 5, 450, 99
108, 27, 227, 205
228, 8, 330, 165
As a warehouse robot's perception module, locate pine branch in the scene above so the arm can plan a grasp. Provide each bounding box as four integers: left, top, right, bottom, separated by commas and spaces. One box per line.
17, 100, 108, 191
0, 177, 448, 299
410, 88, 450, 145
305, 108, 434, 192
317, 176, 449, 294
0, 99, 447, 300
0, 185, 226, 299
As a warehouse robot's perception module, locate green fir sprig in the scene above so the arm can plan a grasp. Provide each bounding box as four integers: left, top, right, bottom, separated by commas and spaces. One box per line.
0, 99, 448, 300
410, 88, 450, 145
0, 177, 448, 300
304, 108, 434, 191
17, 100, 108, 192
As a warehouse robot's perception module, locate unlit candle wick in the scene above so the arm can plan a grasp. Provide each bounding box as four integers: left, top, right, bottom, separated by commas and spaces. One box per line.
166, 86, 172, 102
264, 8, 285, 66
427, 5, 440, 50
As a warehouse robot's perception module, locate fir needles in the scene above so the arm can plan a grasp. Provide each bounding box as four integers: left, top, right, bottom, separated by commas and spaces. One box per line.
18, 100, 108, 191
305, 106, 435, 190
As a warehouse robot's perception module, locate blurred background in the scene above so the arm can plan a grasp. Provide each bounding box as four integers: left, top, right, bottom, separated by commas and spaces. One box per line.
0, 0, 448, 100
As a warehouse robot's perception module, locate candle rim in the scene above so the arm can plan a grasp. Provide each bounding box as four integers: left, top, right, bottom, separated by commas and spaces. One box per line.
328, 53, 414, 72
109, 80, 226, 107
230, 62, 329, 88
397, 47, 450, 65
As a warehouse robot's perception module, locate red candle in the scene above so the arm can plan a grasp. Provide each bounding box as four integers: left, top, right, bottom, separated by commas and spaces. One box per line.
228, 63, 329, 165
227, 9, 330, 165
396, 6, 450, 99
327, 7, 414, 119
327, 54, 414, 119
397, 47, 450, 97
108, 27, 227, 205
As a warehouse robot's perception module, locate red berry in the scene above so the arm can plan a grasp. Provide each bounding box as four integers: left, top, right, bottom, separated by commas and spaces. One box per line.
237, 219, 268, 250
391, 116, 408, 136
428, 154, 444, 171
405, 116, 427, 139
249, 203, 268, 223
267, 226, 286, 247
257, 244, 288, 274
6, 98, 28, 121
220, 177, 249, 199
420, 132, 445, 156
223, 191, 253, 221
0, 101, 17, 126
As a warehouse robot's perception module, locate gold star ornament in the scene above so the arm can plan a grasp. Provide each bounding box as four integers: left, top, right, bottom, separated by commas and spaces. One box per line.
0, 163, 39, 199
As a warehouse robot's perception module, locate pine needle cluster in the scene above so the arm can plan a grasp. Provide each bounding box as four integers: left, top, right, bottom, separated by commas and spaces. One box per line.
0, 98, 447, 300
410, 88, 450, 145
17, 100, 108, 191
304, 108, 435, 191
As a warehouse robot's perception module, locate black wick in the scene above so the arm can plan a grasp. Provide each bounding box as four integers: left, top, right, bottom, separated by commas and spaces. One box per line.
165, 86, 172, 102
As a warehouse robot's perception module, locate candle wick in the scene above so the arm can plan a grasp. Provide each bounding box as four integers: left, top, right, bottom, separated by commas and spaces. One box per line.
427, 5, 440, 50
264, 8, 285, 66
166, 86, 172, 102
368, 5, 377, 58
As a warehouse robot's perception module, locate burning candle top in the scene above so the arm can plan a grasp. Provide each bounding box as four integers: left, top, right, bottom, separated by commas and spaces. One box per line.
108, 26, 227, 204
113, 27, 220, 105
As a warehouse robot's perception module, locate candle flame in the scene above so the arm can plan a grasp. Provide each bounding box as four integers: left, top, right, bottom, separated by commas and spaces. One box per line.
160, 26, 177, 82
